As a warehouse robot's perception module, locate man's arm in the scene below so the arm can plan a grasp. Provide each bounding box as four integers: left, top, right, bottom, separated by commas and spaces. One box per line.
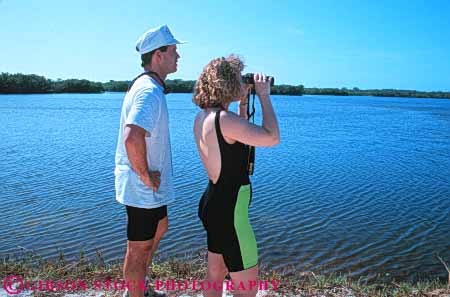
124, 124, 160, 192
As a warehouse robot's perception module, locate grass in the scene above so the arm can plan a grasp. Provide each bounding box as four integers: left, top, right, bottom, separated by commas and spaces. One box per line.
1, 249, 449, 297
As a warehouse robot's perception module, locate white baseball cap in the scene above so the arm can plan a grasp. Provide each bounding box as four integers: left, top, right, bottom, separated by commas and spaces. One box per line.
135, 24, 186, 55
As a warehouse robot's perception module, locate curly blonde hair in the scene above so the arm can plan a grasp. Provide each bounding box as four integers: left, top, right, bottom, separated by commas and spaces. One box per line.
193, 55, 244, 109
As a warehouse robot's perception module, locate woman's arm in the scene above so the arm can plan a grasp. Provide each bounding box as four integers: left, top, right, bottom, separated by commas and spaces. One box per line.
238, 101, 248, 119
237, 84, 251, 119
222, 73, 280, 147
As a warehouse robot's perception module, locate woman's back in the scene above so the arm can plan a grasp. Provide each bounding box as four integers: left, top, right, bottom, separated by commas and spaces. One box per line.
192, 56, 280, 294
194, 109, 249, 186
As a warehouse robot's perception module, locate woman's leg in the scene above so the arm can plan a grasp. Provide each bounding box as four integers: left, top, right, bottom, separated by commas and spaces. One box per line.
204, 251, 228, 297
229, 265, 258, 297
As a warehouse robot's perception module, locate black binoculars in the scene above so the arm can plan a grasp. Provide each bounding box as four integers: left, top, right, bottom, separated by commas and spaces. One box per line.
241, 73, 275, 86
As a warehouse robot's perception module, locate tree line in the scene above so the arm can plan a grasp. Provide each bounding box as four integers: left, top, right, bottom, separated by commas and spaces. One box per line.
0, 73, 104, 93
0, 73, 305, 95
1, 73, 449, 99
303, 87, 450, 99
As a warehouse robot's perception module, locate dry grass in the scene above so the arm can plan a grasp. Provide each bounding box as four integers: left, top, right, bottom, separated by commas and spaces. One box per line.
1, 249, 449, 297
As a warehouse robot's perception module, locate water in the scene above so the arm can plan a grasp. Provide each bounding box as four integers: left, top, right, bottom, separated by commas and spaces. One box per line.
1, 93, 449, 281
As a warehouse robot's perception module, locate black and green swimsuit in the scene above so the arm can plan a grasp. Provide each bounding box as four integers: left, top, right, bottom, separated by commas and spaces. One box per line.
198, 111, 258, 272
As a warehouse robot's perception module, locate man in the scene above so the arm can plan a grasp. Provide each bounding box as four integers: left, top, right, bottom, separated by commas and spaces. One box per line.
115, 24, 185, 297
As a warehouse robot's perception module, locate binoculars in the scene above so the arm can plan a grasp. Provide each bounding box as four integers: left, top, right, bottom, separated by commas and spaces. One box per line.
242, 73, 275, 86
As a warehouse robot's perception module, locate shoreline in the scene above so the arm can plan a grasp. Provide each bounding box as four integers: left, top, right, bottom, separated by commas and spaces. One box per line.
1, 91, 450, 100
1, 251, 449, 296
2, 73, 450, 99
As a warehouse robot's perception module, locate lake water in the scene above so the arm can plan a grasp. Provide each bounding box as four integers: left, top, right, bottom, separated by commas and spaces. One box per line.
1, 93, 449, 281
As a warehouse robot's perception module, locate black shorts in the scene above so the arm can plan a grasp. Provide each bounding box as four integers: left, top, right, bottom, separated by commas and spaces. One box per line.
125, 205, 167, 241
198, 183, 257, 272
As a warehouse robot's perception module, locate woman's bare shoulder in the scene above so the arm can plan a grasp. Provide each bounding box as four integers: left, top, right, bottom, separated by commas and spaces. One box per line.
220, 110, 246, 127
194, 110, 207, 125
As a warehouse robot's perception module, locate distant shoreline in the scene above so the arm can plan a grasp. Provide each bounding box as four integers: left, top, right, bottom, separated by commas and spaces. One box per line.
1, 72, 450, 99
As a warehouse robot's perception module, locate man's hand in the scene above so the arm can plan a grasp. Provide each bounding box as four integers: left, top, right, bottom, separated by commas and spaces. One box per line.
141, 170, 161, 192
124, 124, 162, 192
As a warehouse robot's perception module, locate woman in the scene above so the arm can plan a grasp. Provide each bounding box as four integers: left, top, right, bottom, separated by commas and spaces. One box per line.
193, 55, 280, 297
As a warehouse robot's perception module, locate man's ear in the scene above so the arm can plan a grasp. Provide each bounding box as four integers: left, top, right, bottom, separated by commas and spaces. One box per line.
154, 49, 163, 62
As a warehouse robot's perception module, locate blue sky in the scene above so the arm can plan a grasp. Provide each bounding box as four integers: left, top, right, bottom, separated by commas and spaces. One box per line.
1, 0, 449, 91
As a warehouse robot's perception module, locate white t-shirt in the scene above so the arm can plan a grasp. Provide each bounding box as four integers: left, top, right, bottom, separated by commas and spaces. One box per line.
115, 75, 175, 208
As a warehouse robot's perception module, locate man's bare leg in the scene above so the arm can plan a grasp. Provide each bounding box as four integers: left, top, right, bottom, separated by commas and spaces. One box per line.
124, 239, 153, 297
146, 217, 168, 269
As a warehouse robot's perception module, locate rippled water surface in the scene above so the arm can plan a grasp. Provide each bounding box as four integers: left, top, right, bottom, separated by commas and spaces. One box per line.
1, 93, 449, 280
